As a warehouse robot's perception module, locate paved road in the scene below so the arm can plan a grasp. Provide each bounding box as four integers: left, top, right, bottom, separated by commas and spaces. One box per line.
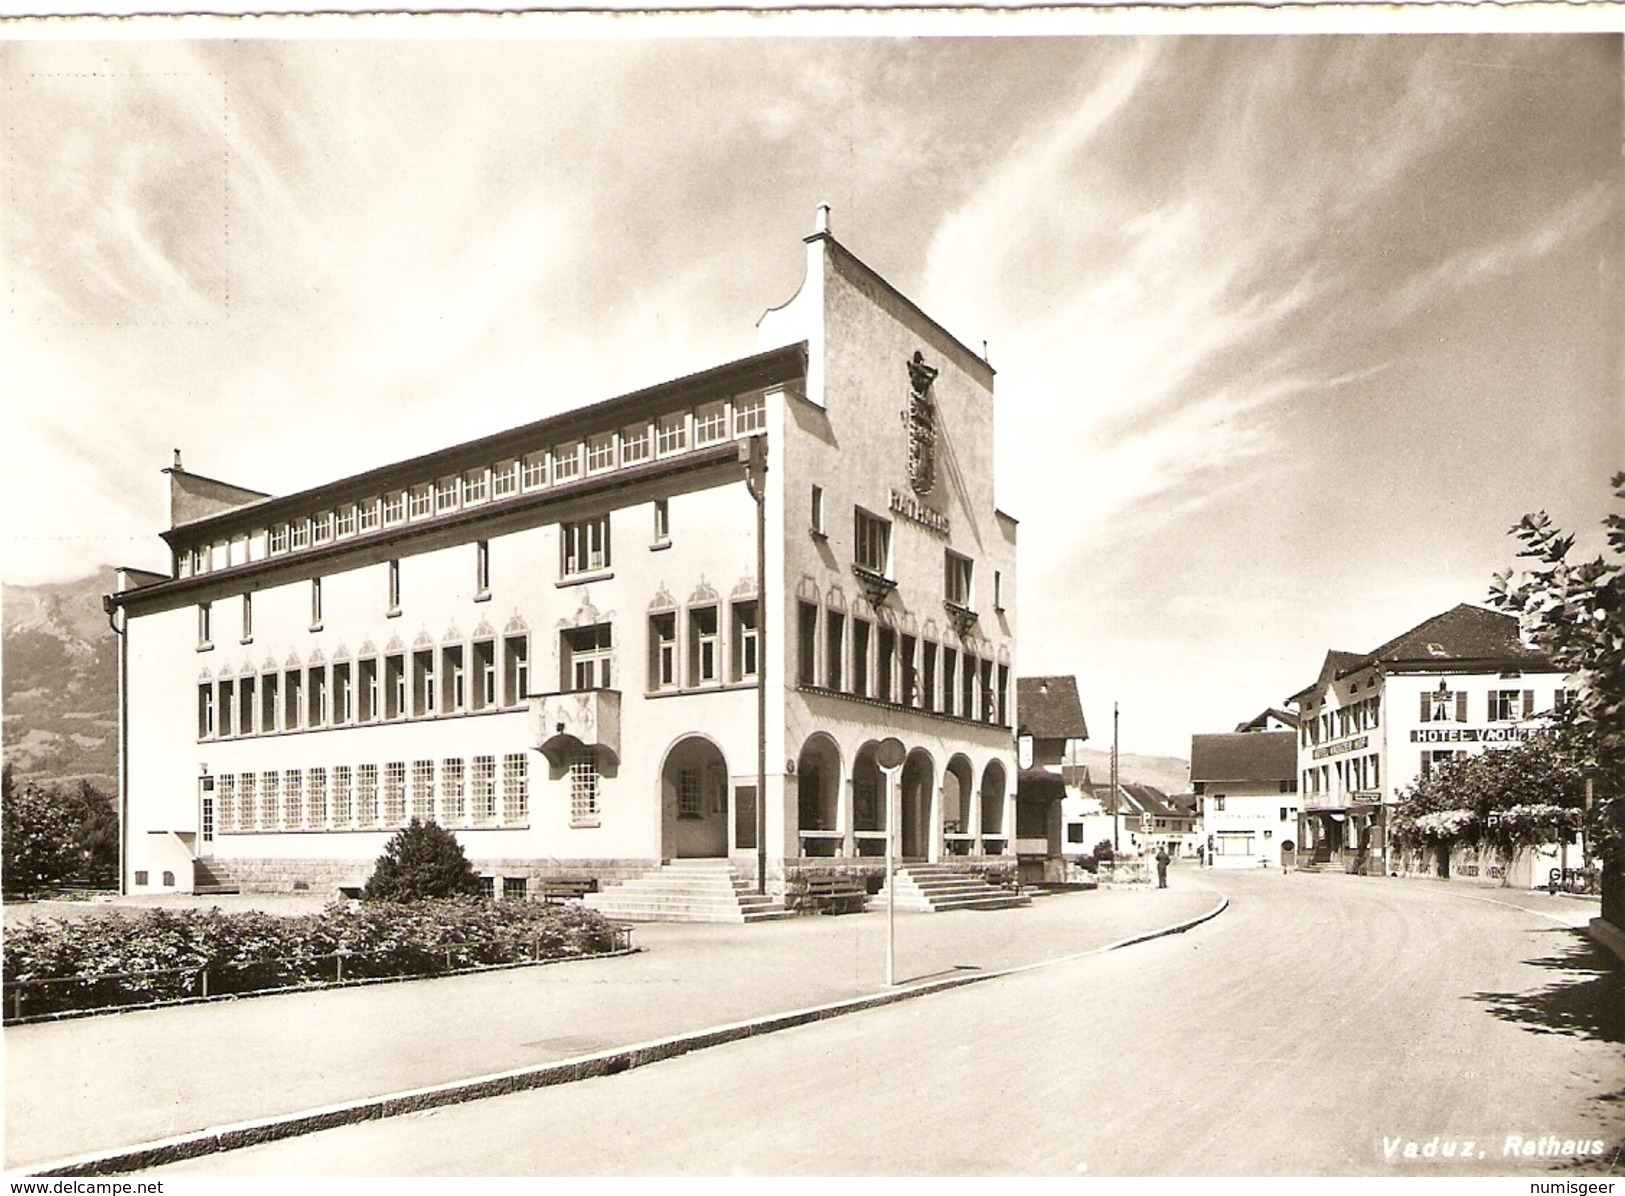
152, 872, 1624, 1177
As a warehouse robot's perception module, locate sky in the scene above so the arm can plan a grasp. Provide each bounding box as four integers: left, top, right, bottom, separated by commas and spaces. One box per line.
2, 28, 1620, 758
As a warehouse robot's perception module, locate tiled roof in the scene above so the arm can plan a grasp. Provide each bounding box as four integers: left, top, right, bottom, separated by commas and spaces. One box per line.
1016, 768, 1068, 802
1190, 731, 1297, 784
1367, 602, 1551, 669
1017, 675, 1089, 741
1233, 707, 1300, 732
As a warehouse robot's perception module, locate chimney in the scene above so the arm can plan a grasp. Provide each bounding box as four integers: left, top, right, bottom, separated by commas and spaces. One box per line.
172, 448, 184, 472
814, 203, 831, 236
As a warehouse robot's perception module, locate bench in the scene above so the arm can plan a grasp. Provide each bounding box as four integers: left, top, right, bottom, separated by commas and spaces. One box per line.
798, 876, 867, 915
537, 877, 598, 904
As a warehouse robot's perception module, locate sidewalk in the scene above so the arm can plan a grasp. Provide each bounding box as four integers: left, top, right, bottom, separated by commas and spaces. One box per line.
5, 879, 1222, 1174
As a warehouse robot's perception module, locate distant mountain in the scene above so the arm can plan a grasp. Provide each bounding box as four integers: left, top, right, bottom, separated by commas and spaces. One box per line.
3, 569, 119, 792
1067, 748, 1191, 796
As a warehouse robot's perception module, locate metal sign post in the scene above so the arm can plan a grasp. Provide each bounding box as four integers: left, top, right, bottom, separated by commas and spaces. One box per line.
876, 737, 906, 987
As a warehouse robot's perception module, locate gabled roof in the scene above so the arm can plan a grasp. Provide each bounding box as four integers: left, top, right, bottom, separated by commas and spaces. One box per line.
1367, 603, 1550, 670
1190, 731, 1297, 784
1017, 675, 1088, 742
1233, 707, 1299, 733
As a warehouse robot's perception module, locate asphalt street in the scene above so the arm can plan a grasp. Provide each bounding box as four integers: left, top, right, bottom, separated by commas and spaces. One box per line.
148, 871, 1624, 1177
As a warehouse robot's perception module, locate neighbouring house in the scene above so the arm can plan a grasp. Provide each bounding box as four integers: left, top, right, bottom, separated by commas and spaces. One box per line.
1190, 728, 1299, 869
1064, 775, 1196, 862
1015, 675, 1088, 883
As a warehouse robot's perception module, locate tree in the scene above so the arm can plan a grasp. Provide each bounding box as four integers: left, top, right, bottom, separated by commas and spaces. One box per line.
1488, 473, 1625, 916
59, 780, 119, 888
2, 765, 79, 897
362, 818, 483, 902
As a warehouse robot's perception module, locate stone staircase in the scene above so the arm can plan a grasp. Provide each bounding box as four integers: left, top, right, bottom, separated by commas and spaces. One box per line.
581, 859, 792, 924
872, 864, 1030, 912
193, 858, 241, 895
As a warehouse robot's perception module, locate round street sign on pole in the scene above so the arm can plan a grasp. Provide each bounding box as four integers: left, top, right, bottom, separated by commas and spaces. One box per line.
876, 737, 906, 987
876, 737, 905, 771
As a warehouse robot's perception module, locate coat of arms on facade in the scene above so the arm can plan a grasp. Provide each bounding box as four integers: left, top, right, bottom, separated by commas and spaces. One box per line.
906, 350, 939, 496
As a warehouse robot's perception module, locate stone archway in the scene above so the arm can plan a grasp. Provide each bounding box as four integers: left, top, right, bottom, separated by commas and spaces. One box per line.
900, 748, 935, 861
661, 735, 730, 858
851, 742, 886, 857
795, 733, 843, 858
979, 758, 1007, 846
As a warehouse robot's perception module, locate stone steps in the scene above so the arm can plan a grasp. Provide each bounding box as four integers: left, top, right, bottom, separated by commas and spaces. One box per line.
582, 860, 792, 923
873, 865, 1030, 913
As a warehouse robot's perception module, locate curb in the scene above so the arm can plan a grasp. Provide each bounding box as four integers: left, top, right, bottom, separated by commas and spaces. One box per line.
23, 891, 1228, 1177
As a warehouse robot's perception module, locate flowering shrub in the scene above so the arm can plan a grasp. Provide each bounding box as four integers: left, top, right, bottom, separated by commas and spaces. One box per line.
1406, 809, 1480, 844
2, 899, 623, 1019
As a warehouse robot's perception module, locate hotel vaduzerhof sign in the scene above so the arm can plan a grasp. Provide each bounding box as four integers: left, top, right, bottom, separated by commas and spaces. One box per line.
894, 350, 950, 537
1410, 727, 1538, 744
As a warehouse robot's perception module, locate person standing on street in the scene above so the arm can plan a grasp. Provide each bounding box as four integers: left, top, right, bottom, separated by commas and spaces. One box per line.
1155, 845, 1170, 888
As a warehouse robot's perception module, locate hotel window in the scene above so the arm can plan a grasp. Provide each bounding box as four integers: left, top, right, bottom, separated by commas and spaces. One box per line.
441, 757, 466, 823
387, 559, 401, 613
552, 443, 581, 483
472, 756, 497, 823
732, 601, 759, 682
656, 412, 687, 456
290, 520, 311, 550
358, 658, 379, 722
810, 486, 824, 536
562, 515, 610, 576
384, 761, 407, 826
694, 401, 727, 445
876, 627, 895, 702
333, 661, 353, 724
218, 680, 235, 737
734, 393, 765, 436
690, 607, 719, 686
472, 640, 496, 711
1422, 687, 1467, 723
563, 623, 613, 691
335, 505, 357, 538
312, 511, 335, 545
411, 760, 434, 822
522, 451, 547, 490
260, 671, 279, 733
945, 550, 974, 609
409, 483, 434, 520
797, 603, 818, 687
238, 675, 256, 735
239, 773, 257, 831
442, 645, 466, 714
678, 768, 703, 819
621, 423, 651, 465
269, 524, 289, 554
310, 578, 323, 628
218, 775, 236, 833
492, 460, 518, 499
283, 668, 303, 730
901, 634, 918, 707
463, 467, 488, 505
826, 611, 845, 691
851, 618, 870, 698
331, 766, 352, 828
1213, 795, 1226, 812
198, 684, 215, 738
383, 491, 406, 525
586, 432, 616, 474
649, 612, 678, 690
854, 509, 891, 577
475, 540, 491, 597
240, 594, 253, 642
261, 771, 280, 830
504, 635, 530, 706
355, 764, 378, 827
306, 768, 327, 828
358, 498, 380, 533
1421, 750, 1462, 779
653, 498, 670, 543
413, 649, 435, 717
503, 753, 528, 824
307, 664, 328, 727
283, 770, 303, 829
570, 753, 600, 825
434, 476, 458, 513
385, 653, 405, 719
1489, 689, 1532, 721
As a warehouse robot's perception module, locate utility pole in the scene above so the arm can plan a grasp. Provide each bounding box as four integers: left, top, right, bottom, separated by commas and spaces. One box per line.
1111, 702, 1120, 853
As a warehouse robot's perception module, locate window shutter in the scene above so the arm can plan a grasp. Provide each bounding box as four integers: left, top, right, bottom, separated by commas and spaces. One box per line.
1456, 692, 1468, 722
1554, 689, 1566, 712
1420, 692, 1431, 722
1523, 690, 1535, 718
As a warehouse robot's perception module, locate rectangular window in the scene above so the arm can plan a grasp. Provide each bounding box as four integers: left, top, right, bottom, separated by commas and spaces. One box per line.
502, 877, 527, 901
586, 432, 616, 474
217, 774, 236, 833
442, 645, 466, 714
733, 393, 766, 436
260, 671, 279, 733
810, 486, 824, 536
218, 680, 234, 737
694, 401, 727, 445
261, 771, 280, 830
827, 611, 845, 691
383, 491, 406, 525
656, 412, 687, 456
1421, 750, 1463, 780
570, 754, 600, 825
945, 550, 974, 608
653, 498, 670, 542
901, 634, 918, 707
621, 423, 651, 465
238, 675, 256, 735
241, 594, 253, 641
876, 627, 895, 703
994, 570, 1004, 611
562, 516, 611, 576
385, 654, 405, 719
476, 540, 491, 596
473, 640, 496, 711
411, 760, 434, 822
305, 768, 326, 828
961, 651, 976, 718
357, 658, 378, 722
239, 773, 257, 831
798, 602, 818, 686
441, 758, 466, 823
198, 684, 215, 738
357, 764, 379, 827
478, 875, 496, 900
472, 756, 497, 823
310, 578, 323, 628
387, 559, 401, 613
435, 475, 460, 513
308, 664, 328, 727
283, 770, 303, 829
491, 460, 518, 499
650, 612, 677, 690
335, 505, 357, 538
283, 668, 303, 730
333, 660, 353, 724
942, 647, 958, 717
463, 467, 488, 505
312, 511, 335, 545
198, 603, 213, 647
1489, 689, 1531, 721
732, 601, 759, 682
854, 509, 891, 576
981, 658, 995, 722
690, 607, 719, 686
358, 498, 381, 533
384, 761, 407, 826
409, 484, 434, 520
413, 650, 435, 717
851, 618, 870, 698
331, 766, 352, 828
997, 663, 1010, 725
522, 451, 547, 490
504, 635, 530, 706
678, 768, 703, 819
289, 519, 311, 550
269, 524, 289, 554
563, 623, 613, 691
503, 753, 528, 824
552, 443, 581, 483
